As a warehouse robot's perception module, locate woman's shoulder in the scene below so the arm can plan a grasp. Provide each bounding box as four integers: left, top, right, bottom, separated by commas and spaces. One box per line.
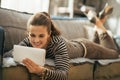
19, 37, 32, 46
51, 35, 66, 44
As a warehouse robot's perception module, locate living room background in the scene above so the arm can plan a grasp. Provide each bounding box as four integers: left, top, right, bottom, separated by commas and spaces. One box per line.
0, 0, 120, 35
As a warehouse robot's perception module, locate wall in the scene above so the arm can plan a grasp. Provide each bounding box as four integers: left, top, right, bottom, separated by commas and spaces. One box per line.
106, 0, 120, 35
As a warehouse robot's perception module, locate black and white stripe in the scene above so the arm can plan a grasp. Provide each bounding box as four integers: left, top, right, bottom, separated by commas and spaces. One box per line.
19, 36, 70, 80
45, 35, 69, 80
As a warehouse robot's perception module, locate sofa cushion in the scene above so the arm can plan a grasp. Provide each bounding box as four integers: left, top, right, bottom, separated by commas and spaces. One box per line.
68, 63, 93, 80
3, 65, 30, 80
33, 63, 94, 80
94, 62, 120, 80
2, 63, 94, 80
45, 59, 94, 80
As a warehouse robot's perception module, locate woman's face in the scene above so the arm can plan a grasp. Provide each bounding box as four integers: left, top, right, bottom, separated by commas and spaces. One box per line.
28, 25, 50, 48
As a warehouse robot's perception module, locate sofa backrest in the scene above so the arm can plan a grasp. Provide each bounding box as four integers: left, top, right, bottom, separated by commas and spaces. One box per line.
53, 20, 89, 39
0, 8, 94, 53
0, 8, 31, 52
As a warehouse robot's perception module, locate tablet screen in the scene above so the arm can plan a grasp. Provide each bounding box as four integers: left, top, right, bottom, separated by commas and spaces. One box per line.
13, 45, 46, 66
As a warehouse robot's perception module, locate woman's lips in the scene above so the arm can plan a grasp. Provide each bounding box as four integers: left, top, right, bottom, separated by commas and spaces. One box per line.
33, 42, 41, 46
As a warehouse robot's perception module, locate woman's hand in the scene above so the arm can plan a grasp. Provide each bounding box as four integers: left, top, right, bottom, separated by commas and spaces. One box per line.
22, 58, 45, 75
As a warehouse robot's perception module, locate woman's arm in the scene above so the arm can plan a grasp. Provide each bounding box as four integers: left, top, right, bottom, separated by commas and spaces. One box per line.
23, 39, 69, 80
45, 40, 69, 80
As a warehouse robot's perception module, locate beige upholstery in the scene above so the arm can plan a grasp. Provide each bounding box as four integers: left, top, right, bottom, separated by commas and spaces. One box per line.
3, 65, 29, 80
94, 62, 120, 80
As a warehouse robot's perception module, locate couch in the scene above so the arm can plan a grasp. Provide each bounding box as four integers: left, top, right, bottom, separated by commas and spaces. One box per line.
0, 8, 120, 80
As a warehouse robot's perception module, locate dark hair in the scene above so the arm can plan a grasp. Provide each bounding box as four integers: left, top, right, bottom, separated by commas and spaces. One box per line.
27, 12, 61, 36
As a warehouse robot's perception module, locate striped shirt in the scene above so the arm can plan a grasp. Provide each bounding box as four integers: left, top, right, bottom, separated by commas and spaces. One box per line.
19, 35, 70, 80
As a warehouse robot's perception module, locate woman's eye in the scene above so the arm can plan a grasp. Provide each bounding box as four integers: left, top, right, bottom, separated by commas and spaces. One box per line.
30, 34, 36, 37
39, 34, 45, 38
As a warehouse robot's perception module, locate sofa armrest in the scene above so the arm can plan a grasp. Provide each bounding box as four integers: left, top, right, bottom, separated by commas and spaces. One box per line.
0, 26, 4, 56
2, 65, 30, 80
0, 26, 4, 80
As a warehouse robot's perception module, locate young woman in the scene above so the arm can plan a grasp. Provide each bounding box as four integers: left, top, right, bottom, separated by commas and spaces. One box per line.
3, 4, 119, 80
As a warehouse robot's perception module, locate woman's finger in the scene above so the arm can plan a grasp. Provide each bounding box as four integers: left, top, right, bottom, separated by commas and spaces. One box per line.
23, 60, 34, 73
24, 58, 39, 66
22, 58, 44, 74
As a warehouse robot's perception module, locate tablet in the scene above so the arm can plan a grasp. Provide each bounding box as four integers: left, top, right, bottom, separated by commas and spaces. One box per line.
13, 45, 46, 66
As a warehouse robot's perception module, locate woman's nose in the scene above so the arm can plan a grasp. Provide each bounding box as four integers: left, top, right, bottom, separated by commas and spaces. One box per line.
34, 37, 40, 42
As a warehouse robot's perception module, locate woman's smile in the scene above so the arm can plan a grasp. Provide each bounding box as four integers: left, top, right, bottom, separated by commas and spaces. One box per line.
28, 25, 50, 48
33, 42, 41, 46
